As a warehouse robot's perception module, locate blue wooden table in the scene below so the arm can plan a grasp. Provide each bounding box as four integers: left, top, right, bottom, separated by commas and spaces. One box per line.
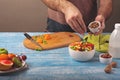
0, 32, 120, 80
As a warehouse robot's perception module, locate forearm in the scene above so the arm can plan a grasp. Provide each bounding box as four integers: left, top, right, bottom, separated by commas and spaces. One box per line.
42, 0, 86, 34
98, 0, 112, 20
41, 0, 76, 14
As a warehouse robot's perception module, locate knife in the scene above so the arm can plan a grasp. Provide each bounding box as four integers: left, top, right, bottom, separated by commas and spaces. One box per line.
24, 32, 42, 50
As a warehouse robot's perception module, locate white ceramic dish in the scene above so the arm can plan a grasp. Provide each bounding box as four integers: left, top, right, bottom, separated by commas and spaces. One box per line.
68, 47, 95, 61
88, 21, 101, 33
99, 53, 112, 64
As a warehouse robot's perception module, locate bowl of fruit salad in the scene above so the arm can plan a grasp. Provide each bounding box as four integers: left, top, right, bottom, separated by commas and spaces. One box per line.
68, 41, 95, 61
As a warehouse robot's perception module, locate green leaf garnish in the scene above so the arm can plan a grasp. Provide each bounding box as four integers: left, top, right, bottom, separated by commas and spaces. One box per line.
70, 46, 76, 50
35, 48, 42, 51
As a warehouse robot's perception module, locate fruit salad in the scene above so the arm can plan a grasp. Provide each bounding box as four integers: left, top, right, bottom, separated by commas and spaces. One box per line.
69, 41, 94, 51
0, 48, 27, 71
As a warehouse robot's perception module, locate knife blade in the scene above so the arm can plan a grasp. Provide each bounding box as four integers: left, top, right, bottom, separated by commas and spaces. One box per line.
24, 32, 42, 50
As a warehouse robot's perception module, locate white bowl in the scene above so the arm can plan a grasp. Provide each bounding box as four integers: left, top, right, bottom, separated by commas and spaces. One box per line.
68, 47, 95, 61
99, 53, 112, 64
88, 21, 101, 33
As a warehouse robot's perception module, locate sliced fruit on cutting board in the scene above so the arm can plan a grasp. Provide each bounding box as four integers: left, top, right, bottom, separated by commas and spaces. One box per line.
23, 32, 81, 50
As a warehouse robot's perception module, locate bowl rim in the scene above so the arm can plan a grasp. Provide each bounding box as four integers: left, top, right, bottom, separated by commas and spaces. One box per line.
88, 21, 101, 28
68, 45, 95, 53
68, 47, 95, 61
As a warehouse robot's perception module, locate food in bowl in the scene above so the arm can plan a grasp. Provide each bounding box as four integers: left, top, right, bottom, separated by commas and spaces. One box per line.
88, 21, 101, 33
69, 41, 95, 61
69, 41, 94, 51
99, 53, 112, 64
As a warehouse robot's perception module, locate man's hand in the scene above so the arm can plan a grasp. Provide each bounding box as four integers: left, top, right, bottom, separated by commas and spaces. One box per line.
95, 0, 112, 35
63, 4, 86, 34
95, 15, 105, 35
42, 0, 87, 34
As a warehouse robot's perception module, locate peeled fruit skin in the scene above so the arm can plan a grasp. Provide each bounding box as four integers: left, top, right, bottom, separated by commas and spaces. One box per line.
0, 60, 13, 71
0, 48, 8, 55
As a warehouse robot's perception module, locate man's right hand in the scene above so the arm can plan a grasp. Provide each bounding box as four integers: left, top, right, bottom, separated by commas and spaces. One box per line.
62, 2, 87, 34
42, 0, 87, 34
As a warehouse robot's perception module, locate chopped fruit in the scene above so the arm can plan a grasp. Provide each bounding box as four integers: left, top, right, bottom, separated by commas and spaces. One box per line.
69, 41, 94, 51
8, 53, 16, 60
35, 34, 52, 44
0, 48, 8, 55
0, 60, 13, 71
12, 57, 22, 67
21, 55, 27, 61
16, 55, 22, 62
22, 55, 27, 61
36, 38, 43, 43
0, 54, 9, 60
0, 50, 27, 70
16, 54, 27, 61
44, 34, 51, 40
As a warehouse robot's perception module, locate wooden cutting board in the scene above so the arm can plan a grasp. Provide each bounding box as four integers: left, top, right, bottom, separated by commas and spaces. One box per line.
23, 32, 81, 50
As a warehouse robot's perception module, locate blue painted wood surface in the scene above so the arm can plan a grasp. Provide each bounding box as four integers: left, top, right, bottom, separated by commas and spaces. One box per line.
0, 32, 120, 80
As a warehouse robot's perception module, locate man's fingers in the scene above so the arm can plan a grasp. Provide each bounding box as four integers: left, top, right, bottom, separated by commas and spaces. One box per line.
71, 20, 83, 34
67, 18, 84, 34
77, 16, 87, 33
67, 20, 78, 32
72, 18, 84, 33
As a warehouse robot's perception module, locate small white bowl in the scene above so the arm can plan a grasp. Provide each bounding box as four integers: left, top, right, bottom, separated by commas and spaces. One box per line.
99, 53, 112, 64
68, 47, 95, 61
88, 21, 101, 33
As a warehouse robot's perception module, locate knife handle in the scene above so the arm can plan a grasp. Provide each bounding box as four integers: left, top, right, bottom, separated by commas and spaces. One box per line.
24, 32, 32, 40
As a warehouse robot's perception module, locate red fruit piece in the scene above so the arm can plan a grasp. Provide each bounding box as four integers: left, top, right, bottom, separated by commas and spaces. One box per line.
0, 60, 13, 71
21, 55, 27, 61
8, 53, 16, 60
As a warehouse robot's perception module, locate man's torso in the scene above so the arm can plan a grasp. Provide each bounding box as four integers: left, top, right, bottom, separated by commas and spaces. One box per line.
48, 0, 97, 26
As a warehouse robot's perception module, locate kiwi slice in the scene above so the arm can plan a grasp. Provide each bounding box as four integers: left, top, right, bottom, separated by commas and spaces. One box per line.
12, 57, 22, 67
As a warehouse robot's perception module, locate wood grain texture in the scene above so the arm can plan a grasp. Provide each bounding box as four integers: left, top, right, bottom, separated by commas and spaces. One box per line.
23, 32, 81, 50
